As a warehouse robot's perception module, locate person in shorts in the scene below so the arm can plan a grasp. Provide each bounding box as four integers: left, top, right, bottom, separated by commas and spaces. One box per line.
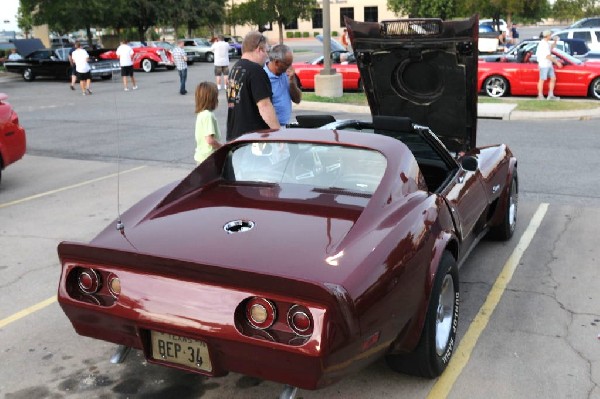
535, 30, 562, 100
116, 39, 138, 91
71, 42, 92, 95
211, 35, 231, 90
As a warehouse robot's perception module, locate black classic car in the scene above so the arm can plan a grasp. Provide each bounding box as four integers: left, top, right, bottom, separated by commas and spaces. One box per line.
4, 39, 120, 82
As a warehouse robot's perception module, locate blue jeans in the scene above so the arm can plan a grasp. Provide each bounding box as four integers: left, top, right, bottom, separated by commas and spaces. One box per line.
178, 68, 187, 93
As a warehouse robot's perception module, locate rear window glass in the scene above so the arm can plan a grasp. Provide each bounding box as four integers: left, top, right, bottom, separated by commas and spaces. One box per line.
227, 142, 387, 194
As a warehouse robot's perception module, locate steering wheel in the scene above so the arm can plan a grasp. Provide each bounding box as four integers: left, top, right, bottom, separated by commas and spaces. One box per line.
291, 148, 342, 184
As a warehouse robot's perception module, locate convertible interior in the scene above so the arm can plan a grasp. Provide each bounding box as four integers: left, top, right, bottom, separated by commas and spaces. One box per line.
268, 115, 458, 194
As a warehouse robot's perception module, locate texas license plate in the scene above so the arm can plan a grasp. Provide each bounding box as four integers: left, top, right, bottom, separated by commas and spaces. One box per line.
151, 331, 212, 372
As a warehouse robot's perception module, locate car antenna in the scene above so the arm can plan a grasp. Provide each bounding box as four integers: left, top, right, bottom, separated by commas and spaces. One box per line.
113, 72, 125, 235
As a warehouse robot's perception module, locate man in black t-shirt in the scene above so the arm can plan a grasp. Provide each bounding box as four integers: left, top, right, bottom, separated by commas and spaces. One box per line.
226, 31, 280, 141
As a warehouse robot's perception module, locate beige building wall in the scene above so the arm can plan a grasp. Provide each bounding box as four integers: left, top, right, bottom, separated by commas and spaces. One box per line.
229, 0, 400, 42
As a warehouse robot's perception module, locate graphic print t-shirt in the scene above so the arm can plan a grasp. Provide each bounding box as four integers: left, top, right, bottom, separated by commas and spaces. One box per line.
226, 59, 272, 141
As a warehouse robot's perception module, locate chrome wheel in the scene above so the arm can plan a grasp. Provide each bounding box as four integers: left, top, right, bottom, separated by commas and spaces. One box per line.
484, 75, 508, 97
142, 59, 154, 73
508, 178, 518, 233
435, 274, 455, 356
23, 68, 34, 81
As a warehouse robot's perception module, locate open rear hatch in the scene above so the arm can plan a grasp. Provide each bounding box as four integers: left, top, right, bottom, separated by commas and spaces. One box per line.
346, 16, 479, 153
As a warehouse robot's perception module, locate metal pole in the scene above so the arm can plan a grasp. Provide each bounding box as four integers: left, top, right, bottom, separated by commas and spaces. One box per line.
320, 0, 334, 75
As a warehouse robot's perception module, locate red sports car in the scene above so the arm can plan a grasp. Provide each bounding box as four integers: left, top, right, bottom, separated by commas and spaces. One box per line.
0, 93, 26, 185
293, 52, 362, 91
57, 16, 518, 397
99, 43, 175, 73
479, 48, 600, 99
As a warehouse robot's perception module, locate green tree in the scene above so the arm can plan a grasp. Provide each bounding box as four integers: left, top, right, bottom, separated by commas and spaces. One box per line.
17, 3, 34, 38
21, 0, 109, 44
235, 0, 317, 44
387, 0, 457, 20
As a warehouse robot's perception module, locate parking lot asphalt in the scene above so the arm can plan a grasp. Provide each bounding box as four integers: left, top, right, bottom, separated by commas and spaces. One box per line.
2, 70, 600, 121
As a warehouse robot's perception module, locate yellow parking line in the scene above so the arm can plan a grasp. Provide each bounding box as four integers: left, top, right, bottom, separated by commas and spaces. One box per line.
0, 296, 57, 329
0, 165, 146, 209
427, 202, 549, 398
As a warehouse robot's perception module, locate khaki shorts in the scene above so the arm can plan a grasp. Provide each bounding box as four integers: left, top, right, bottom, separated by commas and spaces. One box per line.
214, 65, 229, 76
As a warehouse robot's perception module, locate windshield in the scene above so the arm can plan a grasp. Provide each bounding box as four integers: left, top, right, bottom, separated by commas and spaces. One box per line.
553, 48, 583, 65
227, 142, 387, 195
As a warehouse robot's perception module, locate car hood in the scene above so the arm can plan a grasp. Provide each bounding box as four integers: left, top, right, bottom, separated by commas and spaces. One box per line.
12, 39, 45, 57
346, 16, 479, 151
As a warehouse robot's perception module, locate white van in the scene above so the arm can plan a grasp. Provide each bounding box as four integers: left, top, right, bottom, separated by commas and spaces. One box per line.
553, 28, 600, 52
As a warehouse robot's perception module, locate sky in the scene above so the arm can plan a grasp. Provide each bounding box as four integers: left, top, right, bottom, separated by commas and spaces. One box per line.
1, 0, 20, 32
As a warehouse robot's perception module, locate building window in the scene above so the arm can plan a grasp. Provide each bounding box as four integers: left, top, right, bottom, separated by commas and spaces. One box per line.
285, 19, 298, 30
340, 7, 354, 27
312, 8, 323, 29
364, 6, 378, 22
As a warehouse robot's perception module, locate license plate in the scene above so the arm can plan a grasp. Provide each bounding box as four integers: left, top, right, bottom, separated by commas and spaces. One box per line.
151, 331, 212, 372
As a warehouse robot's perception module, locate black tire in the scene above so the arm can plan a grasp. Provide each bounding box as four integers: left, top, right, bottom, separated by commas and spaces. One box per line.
141, 59, 155, 73
386, 251, 459, 378
205, 52, 214, 63
23, 68, 35, 82
488, 172, 518, 240
589, 77, 600, 100
483, 75, 509, 97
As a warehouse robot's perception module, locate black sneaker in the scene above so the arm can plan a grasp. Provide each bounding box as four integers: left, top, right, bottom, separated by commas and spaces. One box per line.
86, 88, 92, 95
70, 85, 75, 91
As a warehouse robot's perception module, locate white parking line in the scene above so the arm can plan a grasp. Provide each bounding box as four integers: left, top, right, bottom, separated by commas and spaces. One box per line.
427, 202, 549, 398
0, 165, 146, 209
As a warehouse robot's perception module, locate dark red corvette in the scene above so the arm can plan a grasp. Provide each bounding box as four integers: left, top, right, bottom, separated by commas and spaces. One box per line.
57, 16, 518, 397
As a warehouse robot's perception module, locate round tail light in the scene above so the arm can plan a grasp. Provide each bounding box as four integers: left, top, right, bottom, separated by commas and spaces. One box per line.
78, 269, 101, 294
287, 305, 313, 336
108, 274, 121, 297
246, 297, 276, 329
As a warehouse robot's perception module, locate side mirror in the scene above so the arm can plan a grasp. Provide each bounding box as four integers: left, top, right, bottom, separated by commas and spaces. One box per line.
461, 156, 478, 172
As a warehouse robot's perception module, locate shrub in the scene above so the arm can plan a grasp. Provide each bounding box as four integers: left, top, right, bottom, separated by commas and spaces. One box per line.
302, 32, 309, 38
286, 31, 294, 38
313, 32, 319, 37
294, 31, 302, 38
331, 31, 338, 37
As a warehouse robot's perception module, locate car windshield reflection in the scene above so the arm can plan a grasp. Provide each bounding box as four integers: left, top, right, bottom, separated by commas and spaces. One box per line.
227, 142, 387, 195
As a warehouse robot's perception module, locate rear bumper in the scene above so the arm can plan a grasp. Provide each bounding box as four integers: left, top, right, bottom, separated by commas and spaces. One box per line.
56, 260, 360, 390
60, 301, 343, 389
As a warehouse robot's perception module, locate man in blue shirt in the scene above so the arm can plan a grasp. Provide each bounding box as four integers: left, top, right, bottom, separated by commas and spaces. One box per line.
263, 44, 302, 126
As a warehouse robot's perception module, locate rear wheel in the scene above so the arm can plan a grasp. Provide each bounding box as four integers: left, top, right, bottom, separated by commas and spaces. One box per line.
386, 251, 459, 378
205, 52, 214, 63
489, 172, 518, 240
589, 77, 600, 100
484, 75, 509, 97
141, 59, 155, 73
23, 68, 35, 81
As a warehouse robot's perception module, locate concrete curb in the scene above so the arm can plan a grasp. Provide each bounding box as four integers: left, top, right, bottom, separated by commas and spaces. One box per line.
294, 100, 600, 121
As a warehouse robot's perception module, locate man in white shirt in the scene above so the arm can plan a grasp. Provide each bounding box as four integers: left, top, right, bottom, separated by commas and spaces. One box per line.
210, 35, 231, 90
7, 48, 22, 60
116, 39, 138, 91
535, 30, 562, 100
71, 42, 92, 95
